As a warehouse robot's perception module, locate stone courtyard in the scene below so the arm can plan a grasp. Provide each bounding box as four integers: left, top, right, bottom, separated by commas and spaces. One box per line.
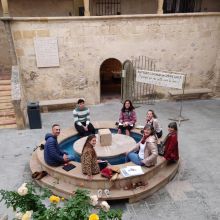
0, 99, 220, 219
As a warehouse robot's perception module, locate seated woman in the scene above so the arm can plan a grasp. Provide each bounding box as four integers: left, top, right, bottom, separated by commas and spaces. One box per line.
163, 122, 179, 162
145, 109, 163, 138
118, 99, 137, 136
126, 124, 158, 167
81, 135, 100, 180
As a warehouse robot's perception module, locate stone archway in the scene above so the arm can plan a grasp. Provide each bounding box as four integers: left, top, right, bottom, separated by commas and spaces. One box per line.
100, 58, 122, 101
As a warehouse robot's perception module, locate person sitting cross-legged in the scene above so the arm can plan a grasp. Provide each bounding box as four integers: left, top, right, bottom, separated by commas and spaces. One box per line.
73, 99, 95, 137
44, 124, 75, 166
125, 124, 158, 167
117, 99, 137, 136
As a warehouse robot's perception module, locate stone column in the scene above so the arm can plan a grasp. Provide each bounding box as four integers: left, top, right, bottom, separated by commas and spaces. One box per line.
83, 0, 90, 16
1, 0, 9, 17
157, 0, 164, 14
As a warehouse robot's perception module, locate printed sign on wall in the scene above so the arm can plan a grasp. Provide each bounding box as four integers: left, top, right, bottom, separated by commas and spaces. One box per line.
136, 69, 184, 89
34, 37, 59, 68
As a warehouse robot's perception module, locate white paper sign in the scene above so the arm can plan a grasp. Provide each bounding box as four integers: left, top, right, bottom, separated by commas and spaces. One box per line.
34, 37, 59, 68
136, 69, 184, 89
120, 166, 144, 177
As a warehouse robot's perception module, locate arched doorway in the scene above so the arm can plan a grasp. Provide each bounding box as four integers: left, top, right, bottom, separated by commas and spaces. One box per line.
100, 58, 122, 101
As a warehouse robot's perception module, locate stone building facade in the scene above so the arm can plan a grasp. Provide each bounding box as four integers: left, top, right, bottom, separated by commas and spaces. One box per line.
0, 0, 220, 106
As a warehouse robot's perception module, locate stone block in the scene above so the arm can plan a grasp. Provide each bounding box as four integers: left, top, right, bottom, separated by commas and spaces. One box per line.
13, 31, 22, 40
98, 129, 112, 146
36, 30, 50, 37
15, 48, 24, 57
22, 30, 36, 39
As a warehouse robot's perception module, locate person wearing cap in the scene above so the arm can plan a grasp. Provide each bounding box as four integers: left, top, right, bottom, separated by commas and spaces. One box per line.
73, 99, 95, 137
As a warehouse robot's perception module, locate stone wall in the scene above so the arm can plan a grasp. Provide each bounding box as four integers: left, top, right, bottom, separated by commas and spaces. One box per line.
0, 0, 74, 75
0, 5, 11, 75
0, 20, 11, 75
9, 13, 220, 104
8, 0, 74, 17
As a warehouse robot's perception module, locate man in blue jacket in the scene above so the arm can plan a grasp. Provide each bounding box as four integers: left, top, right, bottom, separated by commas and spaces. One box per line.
44, 124, 74, 166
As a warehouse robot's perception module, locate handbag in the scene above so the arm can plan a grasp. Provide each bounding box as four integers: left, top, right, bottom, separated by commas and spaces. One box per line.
98, 161, 108, 171
100, 167, 113, 179
157, 142, 165, 156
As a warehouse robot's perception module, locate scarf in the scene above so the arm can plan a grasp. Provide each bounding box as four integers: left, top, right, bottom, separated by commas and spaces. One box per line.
125, 109, 131, 118
141, 135, 148, 144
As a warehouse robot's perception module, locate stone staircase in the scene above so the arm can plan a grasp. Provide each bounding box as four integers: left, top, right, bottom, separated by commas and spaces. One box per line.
30, 125, 180, 203
0, 74, 16, 129
31, 149, 179, 203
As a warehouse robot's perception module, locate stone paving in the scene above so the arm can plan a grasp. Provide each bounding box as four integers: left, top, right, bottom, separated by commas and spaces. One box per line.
0, 99, 220, 220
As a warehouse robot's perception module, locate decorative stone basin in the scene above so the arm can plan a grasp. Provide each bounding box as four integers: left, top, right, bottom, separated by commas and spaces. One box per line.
30, 121, 180, 203
74, 133, 136, 158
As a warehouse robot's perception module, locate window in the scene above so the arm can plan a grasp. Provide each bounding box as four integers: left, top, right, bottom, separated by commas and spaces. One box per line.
163, 0, 202, 13
95, 0, 121, 16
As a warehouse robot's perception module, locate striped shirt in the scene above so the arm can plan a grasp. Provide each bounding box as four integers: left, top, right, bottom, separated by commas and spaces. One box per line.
73, 107, 90, 126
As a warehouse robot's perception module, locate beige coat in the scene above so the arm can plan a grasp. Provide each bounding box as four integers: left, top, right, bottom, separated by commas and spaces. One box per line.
131, 135, 158, 167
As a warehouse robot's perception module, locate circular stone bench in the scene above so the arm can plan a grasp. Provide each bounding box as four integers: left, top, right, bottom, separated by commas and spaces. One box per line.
30, 121, 180, 203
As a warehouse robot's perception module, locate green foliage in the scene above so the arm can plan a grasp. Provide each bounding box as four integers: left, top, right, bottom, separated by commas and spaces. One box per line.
0, 183, 49, 214
0, 184, 122, 220
98, 209, 123, 220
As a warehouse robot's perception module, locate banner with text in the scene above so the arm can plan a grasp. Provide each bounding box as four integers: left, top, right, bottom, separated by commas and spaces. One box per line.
136, 69, 184, 89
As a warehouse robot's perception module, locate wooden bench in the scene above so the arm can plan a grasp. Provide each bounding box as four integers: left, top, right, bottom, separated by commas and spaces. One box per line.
168, 88, 213, 101
39, 98, 79, 113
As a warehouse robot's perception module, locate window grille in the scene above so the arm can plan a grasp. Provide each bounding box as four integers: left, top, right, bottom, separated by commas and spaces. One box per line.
96, 0, 121, 16
163, 0, 202, 13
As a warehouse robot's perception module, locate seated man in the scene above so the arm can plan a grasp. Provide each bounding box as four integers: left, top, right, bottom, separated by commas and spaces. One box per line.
73, 99, 95, 137
44, 124, 75, 166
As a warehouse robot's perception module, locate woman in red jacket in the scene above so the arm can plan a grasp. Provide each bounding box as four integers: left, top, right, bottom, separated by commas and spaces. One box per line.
163, 122, 179, 162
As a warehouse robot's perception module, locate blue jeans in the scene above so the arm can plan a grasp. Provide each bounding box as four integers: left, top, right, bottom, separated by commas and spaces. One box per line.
126, 152, 145, 166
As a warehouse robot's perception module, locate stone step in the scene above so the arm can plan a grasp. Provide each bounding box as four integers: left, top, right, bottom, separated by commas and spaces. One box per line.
0, 85, 11, 91
0, 110, 15, 117
0, 123, 17, 129
0, 74, 11, 80
35, 161, 179, 203
0, 96, 11, 101
0, 103, 13, 110
29, 125, 180, 203
0, 99, 12, 104
0, 118, 16, 126
36, 149, 167, 190
0, 80, 11, 85
0, 91, 11, 96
